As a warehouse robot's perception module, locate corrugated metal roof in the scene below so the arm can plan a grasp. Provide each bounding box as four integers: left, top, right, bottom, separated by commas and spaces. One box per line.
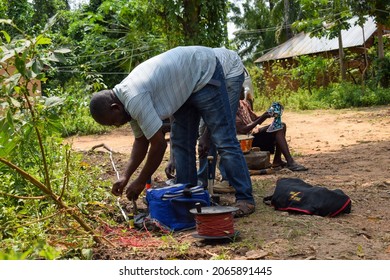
255, 17, 377, 63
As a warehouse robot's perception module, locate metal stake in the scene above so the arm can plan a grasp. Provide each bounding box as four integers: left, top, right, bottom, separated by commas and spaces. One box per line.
91, 144, 137, 226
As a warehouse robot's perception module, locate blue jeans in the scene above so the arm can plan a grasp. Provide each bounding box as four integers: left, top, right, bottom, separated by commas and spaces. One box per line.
171, 60, 254, 204
197, 72, 245, 186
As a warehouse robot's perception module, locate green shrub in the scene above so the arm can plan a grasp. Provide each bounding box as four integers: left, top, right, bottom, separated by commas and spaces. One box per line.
0, 20, 113, 259
45, 81, 109, 137
314, 82, 390, 109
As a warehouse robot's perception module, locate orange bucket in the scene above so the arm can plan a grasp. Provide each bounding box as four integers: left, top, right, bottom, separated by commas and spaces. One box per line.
237, 135, 254, 154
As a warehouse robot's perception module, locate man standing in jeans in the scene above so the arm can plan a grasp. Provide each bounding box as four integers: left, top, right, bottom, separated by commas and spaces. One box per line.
197, 47, 245, 190
89, 46, 255, 217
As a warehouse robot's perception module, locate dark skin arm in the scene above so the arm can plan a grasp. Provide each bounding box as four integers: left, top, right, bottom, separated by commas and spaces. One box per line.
163, 117, 175, 179
165, 144, 176, 179
197, 127, 211, 159
236, 112, 270, 135
112, 128, 167, 200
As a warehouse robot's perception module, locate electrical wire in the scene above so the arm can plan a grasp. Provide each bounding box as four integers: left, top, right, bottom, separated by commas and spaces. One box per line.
233, 9, 362, 36
49, 10, 386, 75
195, 213, 235, 237
101, 223, 164, 247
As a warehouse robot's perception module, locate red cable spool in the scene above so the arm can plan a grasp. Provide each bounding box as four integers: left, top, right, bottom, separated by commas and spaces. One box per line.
190, 205, 239, 239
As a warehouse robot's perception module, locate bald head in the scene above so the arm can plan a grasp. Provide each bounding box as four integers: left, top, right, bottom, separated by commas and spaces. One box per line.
89, 89, 130, 126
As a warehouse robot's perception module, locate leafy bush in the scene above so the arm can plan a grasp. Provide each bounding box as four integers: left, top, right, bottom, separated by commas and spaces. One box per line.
252, 81, 390, 112
45, 80, 109, 137
250, 49, 390, 112
370, 55, 390, 88
285, 88, 327, 110
314, 82, 390, 109
0, 19, 114, 259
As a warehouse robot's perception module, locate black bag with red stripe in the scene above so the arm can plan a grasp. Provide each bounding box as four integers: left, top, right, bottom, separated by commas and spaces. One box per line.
263, 178, 351, 217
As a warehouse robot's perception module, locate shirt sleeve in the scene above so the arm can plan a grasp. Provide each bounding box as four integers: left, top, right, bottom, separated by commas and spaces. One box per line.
127, 93, 163, 140
130, 120, 143, 139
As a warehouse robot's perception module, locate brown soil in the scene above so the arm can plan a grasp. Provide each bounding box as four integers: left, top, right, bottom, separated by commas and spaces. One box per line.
66, 106, 390, 260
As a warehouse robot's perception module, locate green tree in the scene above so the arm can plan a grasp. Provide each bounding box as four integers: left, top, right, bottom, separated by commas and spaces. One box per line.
269, 0, 303, 42
351, 0, 390, 88
0, 0, 34, 36
293, 0, 353, 80
348, 0, 390, 59
230, 0, 276, 62
60, 0, 229, 87
0, 0, 70, 36
86, 0, 104, 12
31, 0, 70, 32
0, 0, 7, 18
149, 0, 228, 46
59, 0, 168, 87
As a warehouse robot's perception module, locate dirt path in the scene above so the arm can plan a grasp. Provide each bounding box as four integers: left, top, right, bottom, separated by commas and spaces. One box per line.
66, 106, 390, 260
66, 106, 390, 188
66, 106, 390, 156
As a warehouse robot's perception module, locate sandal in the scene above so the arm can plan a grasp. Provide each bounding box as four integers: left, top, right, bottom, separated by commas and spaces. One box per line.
233, 200, 255, 218
287, 162, 308, 172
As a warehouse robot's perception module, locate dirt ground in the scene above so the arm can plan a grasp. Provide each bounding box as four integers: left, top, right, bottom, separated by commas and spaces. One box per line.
66, 106, 390, 260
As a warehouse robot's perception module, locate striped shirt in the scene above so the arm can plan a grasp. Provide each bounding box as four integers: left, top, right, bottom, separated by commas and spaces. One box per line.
113, 46, 216, 139
213, 47, 244, 79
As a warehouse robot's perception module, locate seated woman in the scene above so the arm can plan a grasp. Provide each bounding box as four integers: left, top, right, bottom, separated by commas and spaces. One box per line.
236, 89, 307, 171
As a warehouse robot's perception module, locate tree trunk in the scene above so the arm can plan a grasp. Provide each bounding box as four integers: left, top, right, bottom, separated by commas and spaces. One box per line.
377, 23, 384, 59
183, 0, 201, 45
284, 0, 292, 39
338, 30, 347, 81
361, 24, 369, 86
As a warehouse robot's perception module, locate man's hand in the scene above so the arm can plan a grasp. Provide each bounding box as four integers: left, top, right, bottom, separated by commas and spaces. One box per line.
165, 160, 176, 179
198, 131, 211, 158
125, 179, 146, 201
263, 111, 273, 119
112, 177, 128, 196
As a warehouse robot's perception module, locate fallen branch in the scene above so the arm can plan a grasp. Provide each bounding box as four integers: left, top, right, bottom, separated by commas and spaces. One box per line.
0, 210, 63, 230
249, 169, 275, 175
0, 190, 47, 200
91, 143, 113, 153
